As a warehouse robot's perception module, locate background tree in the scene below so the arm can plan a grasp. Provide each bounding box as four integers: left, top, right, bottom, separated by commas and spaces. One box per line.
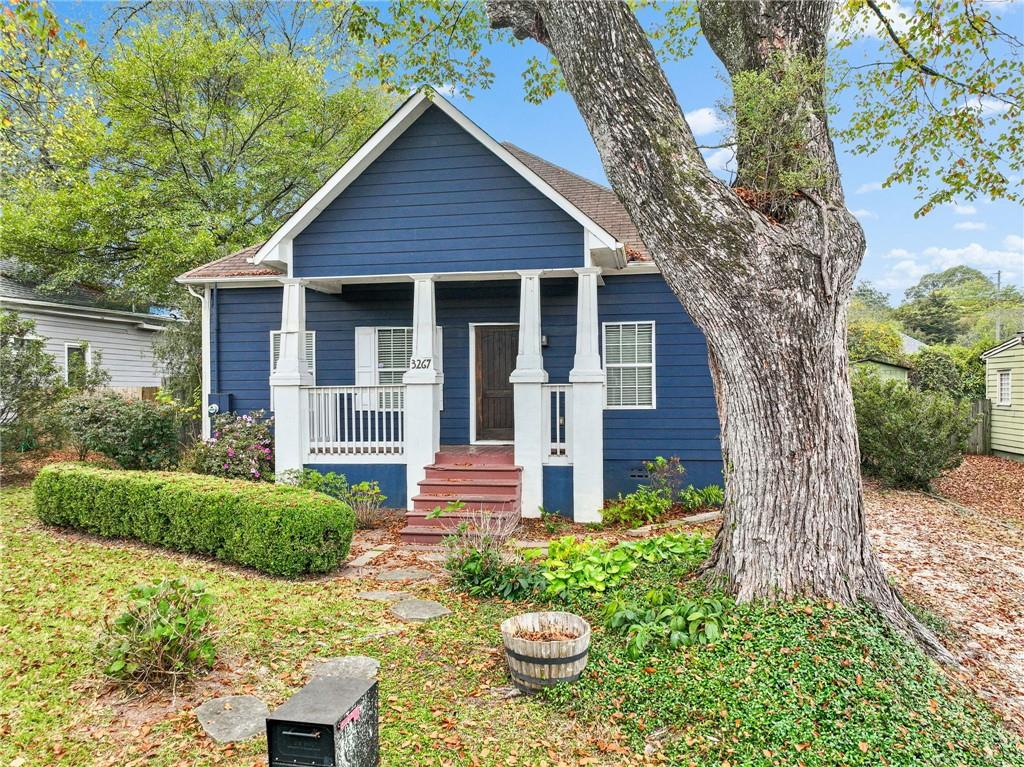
1, 3, 394, 304
0, 309, 66, 463
896, 291, 963, 344
847, 318, 904, 362
849, 281, 894, 323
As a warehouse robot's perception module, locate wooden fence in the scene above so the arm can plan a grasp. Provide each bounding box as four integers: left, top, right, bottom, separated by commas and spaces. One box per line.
967, 398, 991, 454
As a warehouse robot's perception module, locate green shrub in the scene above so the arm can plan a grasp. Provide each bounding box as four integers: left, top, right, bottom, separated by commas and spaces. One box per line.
32, 464, 354, 575
604, 588, 728, 658
189, 410, 273, 481
852, 370, 973, 489
678, 483, 725, 511
644, 455, 685, 497
602, 485, 672, 527
99, 578, 215, 687
282, 469, 388, 529
444, 548, 544, 600
59, 391, 182, 469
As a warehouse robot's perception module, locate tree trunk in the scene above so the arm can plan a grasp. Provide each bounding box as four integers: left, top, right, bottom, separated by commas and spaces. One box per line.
487, 0, 953, 662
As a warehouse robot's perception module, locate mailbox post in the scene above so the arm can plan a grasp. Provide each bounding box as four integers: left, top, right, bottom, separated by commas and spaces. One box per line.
267, 677, 378, 767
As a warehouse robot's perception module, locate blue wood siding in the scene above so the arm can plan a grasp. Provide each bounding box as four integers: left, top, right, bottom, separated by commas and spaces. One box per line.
211, 287, 281, 415
543, 465, 573, 519
303, 463, 407, 508
598, 274, 723, 493
293, 106, 584, 277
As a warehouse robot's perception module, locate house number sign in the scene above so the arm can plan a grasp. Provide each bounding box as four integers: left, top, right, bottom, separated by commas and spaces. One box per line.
409, 358, 432, 369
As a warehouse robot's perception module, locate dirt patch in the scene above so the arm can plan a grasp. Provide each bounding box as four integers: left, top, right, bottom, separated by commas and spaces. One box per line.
865, 477, 1024, 733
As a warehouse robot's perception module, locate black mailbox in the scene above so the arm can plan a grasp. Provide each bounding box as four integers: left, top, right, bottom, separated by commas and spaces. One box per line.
267, 677, 378, 767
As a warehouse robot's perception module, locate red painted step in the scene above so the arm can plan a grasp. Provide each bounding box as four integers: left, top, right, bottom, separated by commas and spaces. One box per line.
399, 446, 523, 545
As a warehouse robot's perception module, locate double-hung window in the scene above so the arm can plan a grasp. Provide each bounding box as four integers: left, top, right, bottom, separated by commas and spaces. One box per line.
270, 331, 316, 376
375, 328, 413, 385
603, 321, 656, 408
997, 369, 1012, 406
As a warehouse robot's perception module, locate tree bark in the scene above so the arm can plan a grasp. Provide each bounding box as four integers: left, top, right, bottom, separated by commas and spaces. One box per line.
487, 0, 953, 662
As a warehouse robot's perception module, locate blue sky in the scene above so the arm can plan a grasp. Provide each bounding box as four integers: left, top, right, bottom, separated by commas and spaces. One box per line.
56, 1, 1024, 303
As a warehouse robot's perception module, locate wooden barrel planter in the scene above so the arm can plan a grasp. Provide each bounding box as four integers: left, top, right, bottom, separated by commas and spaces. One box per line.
500, 611, 591, 692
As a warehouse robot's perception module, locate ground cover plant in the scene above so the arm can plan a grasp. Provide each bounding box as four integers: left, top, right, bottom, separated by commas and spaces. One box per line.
99, 578, 216, 689
3, 485, 1022, 765
33, 463, 353, 575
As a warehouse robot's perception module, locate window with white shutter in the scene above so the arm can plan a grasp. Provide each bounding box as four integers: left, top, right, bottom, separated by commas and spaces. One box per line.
270, 331, 315, 376
998, 370, 1012, 406
375, 328, 414, 385
603, 322, 656, 408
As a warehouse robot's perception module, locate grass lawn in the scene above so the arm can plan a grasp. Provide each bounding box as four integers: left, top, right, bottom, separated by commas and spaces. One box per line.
2, 484, 1022, 767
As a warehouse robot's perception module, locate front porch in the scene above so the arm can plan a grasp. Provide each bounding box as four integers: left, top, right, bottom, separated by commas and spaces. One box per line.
268, 269, 606, 525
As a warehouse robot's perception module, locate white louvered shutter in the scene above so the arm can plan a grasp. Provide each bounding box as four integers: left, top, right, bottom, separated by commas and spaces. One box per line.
603, 322, 655, 408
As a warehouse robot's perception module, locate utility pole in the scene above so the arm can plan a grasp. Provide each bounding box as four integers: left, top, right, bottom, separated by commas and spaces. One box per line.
995, 270, 1002, 342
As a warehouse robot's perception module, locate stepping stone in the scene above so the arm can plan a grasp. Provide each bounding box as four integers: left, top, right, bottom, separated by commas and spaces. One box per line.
376, 568, 432, 582
389, 598, 451, 622
195, 695, 268, 743
347, 548, 390, 568
355, 590, 410, 603
310, 655, 379, 680
417, 552, 447, 563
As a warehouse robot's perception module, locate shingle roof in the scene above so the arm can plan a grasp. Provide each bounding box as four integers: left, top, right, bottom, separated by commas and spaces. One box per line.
177, 244, 283, 281
178, 140, 651, 282
0, 259, 167, 316
502, 143, 649, 261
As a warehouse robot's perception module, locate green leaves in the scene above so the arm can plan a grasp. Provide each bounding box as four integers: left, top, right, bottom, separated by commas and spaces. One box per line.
832, 0, 1022, 213
98, 577, 217, 687
605, 588, 729, 659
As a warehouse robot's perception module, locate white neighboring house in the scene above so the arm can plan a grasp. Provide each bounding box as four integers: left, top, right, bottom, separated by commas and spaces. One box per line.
1, 261, 176, 397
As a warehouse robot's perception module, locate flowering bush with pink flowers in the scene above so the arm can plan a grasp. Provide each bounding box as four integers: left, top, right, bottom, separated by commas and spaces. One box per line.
188, 410, 274, 481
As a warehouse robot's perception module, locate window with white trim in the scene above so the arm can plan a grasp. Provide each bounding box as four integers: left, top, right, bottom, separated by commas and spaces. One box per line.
997, 369, 1012, 406
270, 330, 316, 375
375, 327, 413, 385
603, 321, 655, 408
64, 343, 89, 388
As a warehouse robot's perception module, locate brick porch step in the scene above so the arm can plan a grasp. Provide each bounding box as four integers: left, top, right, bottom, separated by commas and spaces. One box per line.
411, 492, 519, 513
403, 507, 520, 529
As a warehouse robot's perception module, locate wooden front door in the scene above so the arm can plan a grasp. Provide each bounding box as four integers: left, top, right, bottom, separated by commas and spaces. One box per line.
475, 324, 517, 441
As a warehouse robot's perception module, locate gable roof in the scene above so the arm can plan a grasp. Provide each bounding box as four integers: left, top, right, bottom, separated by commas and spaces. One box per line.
899, 332, 928, 355
501, 143, 648, 262
982, 332, 1024, 360
178, 89, 654, 284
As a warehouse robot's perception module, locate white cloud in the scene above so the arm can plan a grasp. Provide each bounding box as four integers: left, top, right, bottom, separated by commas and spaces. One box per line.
974, 96, 1010, 116
856, 181, 883, 194
851, 209, 877, 220
703, 146, 736, 175
954, 221, 987, 231
949, 203, 977, 216
685, 107, 726, 137
875, 237, 1024, 294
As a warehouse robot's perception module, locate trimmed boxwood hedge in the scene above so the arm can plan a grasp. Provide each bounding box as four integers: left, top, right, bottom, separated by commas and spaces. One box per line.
32, 464, 355, 576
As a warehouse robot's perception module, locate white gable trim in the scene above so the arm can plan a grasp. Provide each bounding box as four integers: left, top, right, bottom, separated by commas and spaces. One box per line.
251, 89, 623, 270
982, 333, 1024, 360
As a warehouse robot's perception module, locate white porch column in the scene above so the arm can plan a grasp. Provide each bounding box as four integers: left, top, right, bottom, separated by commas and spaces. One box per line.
510, 270, 547, 519
270, 279, 314, 479
404, 275, 442, 507
569, 267, 605, 522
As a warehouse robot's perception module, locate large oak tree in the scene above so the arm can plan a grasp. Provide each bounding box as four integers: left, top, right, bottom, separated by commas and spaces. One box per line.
342, 0, 1019, 660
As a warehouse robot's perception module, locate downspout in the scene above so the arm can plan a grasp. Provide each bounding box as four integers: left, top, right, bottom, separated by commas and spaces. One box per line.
186, 285, 213, 439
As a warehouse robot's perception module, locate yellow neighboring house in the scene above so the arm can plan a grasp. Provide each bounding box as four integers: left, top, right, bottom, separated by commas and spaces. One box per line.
982, 332, 1024, 461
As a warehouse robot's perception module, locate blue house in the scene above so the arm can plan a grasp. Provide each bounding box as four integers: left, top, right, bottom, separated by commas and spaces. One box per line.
178, 90, 722, 541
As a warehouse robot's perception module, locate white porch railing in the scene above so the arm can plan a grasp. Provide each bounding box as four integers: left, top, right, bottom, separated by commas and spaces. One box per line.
305, 385, 405, 457
543, 384, 572, 464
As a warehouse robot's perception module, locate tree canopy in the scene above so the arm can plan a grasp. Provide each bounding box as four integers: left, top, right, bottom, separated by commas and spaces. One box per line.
1, 1, 394, 304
